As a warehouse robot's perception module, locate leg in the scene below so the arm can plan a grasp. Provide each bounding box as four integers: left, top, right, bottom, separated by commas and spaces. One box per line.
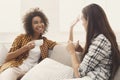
0, 67, 26, 80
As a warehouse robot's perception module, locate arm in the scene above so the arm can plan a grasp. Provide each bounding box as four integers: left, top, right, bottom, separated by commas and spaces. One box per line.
5, 35, 35, 62
68, 17, 83, 52
67, 16, 83, 77
68, 17, 80, 41
5, 44, 33, 62
71, 53, 80, 77
67, 41, 80, 77
69, 26, 74, 41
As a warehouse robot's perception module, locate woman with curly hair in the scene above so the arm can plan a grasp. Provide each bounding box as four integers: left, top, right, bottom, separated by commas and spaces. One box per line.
0, 8, 56, 80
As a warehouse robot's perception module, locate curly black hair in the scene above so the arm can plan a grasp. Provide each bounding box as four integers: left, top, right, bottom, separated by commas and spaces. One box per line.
23, 8, 49, 35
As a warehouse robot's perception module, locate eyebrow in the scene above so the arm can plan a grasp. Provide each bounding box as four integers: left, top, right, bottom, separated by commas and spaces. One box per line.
33, 21, 38, 23
33, 20, 43, 23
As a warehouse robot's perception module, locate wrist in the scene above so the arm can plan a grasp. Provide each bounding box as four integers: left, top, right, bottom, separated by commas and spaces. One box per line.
23, 45, 29, 51
70, 51, 76, 56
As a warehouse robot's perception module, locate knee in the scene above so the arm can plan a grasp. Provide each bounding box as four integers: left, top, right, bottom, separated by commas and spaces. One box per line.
0, 68, 16, 80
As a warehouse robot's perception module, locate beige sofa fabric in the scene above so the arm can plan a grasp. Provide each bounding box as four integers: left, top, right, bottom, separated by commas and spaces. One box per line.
49, 44, 81, 67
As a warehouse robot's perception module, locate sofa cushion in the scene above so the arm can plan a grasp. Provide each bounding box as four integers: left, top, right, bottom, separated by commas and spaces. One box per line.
21, 58, 73, 80
0, 44, 8, 66
49, 44, 81, 67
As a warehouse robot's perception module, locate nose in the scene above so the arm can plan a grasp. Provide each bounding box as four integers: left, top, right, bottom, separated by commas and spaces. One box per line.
38, 23, 44, 28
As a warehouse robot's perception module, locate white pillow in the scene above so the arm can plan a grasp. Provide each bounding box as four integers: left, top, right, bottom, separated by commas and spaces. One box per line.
21, 58, 73, 80
0, 44, 8, 66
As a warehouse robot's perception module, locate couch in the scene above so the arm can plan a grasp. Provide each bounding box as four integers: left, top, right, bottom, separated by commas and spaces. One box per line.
0, 43, 120, 80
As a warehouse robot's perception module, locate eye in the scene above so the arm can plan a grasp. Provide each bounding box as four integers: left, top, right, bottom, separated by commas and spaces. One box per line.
33, 21, 38, 24
41, 22, 44, 26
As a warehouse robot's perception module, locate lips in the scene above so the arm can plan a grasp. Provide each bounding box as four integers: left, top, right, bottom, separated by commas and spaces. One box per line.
37, 27, 41, 31
36, 27, 43, 34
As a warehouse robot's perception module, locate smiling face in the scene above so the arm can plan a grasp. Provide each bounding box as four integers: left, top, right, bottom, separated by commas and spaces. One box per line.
32, 16, 45, 35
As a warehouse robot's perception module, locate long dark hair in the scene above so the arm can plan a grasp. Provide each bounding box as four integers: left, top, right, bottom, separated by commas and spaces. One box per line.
82, 4, 120, 80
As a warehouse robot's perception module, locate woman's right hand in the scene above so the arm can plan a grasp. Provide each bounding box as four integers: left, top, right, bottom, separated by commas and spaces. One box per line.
70, 15, 80, 28
25, 41, 35, 50
69, 15, 80, 41
5, 41, 35, 62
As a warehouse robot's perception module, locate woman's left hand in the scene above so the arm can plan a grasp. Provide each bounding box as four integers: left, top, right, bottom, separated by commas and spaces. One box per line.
67, 40, 76, 55
70, 15, 80, 27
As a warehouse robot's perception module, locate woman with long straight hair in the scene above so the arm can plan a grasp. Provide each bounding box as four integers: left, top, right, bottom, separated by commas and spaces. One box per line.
66, 4, 120, 80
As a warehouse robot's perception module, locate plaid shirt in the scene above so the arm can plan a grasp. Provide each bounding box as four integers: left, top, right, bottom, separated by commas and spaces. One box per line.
79, 34, 112, 80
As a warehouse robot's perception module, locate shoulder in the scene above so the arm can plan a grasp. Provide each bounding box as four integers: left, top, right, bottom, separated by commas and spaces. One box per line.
89, 34, 112, 56
42, 36, 47, 40
86, 34, 112, 60
13, 34, 32, 43
94, 34, 107, 41
92, 34, 111, 46
42, 36, 52, 42
42, 36, 57, 45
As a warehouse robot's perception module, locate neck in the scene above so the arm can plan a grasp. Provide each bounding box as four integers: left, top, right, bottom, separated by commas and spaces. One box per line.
32, 33, 42, 40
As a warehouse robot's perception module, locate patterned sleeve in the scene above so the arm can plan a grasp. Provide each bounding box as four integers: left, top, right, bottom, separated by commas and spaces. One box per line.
46, 39, 57, 50
79, 34, 111, 77
9, 34, 23, 52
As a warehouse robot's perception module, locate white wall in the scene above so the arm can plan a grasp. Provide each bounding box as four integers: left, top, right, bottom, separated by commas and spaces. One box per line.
0, 0, 120, 43
0, 0, 21, 32
0, 0, 21, 43
59, 0, 120, 43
